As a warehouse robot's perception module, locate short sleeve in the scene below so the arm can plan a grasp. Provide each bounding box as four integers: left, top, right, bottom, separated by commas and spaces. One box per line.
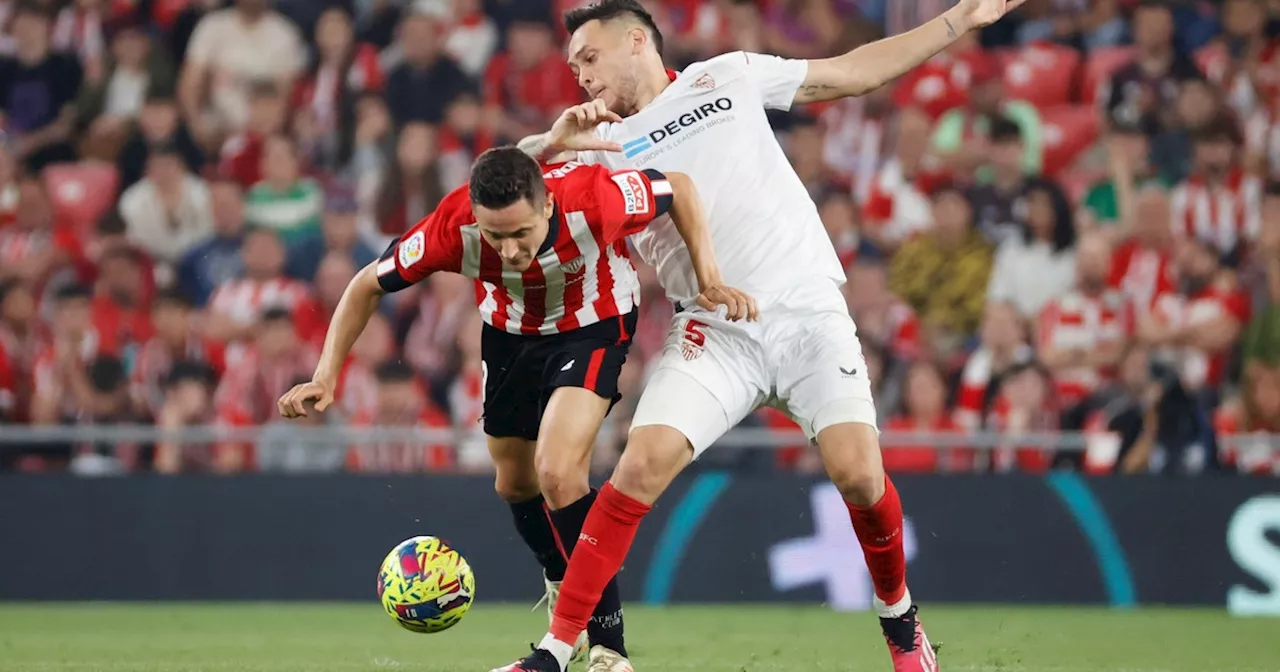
374, 201, 464, 293
185, 13, 219, 66
737, 51, 808, 110
594, 168, 674, 242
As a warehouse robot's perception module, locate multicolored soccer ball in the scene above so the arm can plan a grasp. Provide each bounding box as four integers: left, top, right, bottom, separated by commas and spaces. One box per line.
377, 536, 475, 633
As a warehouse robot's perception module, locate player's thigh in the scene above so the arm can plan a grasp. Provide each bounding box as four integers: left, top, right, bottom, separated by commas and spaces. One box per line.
480, 325, 541, 442
774, 310, 879, 440
486, 436, 539, 502
631, 314, 765, 459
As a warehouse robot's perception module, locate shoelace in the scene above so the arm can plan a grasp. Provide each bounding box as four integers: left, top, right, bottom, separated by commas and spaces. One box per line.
532, 583, 559, 613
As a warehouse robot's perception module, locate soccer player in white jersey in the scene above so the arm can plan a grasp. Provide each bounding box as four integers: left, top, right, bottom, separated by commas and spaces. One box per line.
495, 1, 1026, 671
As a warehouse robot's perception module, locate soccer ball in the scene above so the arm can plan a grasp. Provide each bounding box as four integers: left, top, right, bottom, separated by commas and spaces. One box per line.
378, 536, 475, 633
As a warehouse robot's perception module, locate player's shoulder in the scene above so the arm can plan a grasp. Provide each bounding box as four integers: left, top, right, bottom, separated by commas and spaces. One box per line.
547, 161, 610, 210
690, 51, 753, 74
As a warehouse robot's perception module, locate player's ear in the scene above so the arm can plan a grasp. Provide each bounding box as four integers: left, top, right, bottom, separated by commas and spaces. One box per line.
629, 26, 646, 54
543, 193, 555, 219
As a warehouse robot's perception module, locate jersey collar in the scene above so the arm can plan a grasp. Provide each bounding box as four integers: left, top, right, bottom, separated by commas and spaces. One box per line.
665, 68, 679, 81
536, 201, 561, 256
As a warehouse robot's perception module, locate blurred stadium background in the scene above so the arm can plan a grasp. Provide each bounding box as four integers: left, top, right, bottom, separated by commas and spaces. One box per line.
0, 0, 1279, 670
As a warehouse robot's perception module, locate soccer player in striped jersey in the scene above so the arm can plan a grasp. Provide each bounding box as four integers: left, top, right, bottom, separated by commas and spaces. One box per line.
277, 146, 754, 663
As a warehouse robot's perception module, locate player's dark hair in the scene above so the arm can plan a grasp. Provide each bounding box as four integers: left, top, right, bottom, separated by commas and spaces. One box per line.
53, 283, 91, 303
165, 360, 216, 390
1192, 115, 1240, 146
375, 360, 419, 384
88, 355, 126, 393
469, 147, 547, 211
989, 116, 1023, 145
565, 0, 664, 55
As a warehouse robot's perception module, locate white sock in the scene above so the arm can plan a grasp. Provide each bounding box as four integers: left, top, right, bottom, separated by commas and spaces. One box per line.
873, 587, 913, 619
538, 633, 574, 671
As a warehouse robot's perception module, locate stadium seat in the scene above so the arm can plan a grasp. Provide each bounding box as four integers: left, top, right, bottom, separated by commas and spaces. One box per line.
1040, 105, 1102, 177
43, 161, 119, 231
1081, 46, 1135, 107
996, 42, 1081, 109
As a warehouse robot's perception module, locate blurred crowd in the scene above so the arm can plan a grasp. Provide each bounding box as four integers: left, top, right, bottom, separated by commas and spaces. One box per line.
0, 0, 1277, 476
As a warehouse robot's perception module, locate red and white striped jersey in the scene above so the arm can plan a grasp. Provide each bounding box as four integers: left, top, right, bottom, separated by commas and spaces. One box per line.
1037, 289, 1134, 406
1150, 282, 1251, 390
376, 162, 673, 336
207, 277, 322, 329
1108, 239, 1176, 316
130, 335, 226, 417
1169, 169, 1262, 257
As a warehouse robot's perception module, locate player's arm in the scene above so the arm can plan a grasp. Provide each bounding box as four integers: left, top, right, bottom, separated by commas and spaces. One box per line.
518, 101, 626, 163
663, 172, 758, 321
793, 0, 1025, 104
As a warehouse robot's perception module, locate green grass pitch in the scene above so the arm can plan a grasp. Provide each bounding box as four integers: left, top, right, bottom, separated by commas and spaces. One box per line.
0, 603, 1273, 672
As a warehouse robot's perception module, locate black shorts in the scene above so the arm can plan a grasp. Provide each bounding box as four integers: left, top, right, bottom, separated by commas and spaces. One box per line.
481, 311, 639, 441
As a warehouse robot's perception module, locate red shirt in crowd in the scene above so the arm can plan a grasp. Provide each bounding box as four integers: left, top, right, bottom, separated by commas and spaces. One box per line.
218, 132, 267, 189
882, 415, 971, 473
1150, 281, 1251, 390
1109, 238, 1176, 315
130, 334, 226, 417
207, 277, 326, 345
346, 401, 454, 473
892, 49, 994, 120
1170, 168, 1262, 259
483, 51, 582, 127
1038, 288, 1134, 407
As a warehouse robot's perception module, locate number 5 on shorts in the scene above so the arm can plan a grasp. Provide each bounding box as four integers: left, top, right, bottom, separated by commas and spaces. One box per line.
680, 320, 707, 360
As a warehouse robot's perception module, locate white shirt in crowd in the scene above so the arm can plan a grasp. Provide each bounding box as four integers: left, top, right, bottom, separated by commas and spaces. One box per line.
185, 8, 306, 131
119, 176, 215, 265
987, 238, 1076, 318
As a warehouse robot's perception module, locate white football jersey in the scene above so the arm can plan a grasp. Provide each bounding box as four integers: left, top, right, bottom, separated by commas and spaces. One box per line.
578, 51, 845, 306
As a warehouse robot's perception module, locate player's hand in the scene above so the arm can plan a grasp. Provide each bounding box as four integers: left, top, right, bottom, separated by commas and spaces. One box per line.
546, 100, 626, 153
956, 0, 1027, 29
277, 380, 335, 419
695, 285, 759, 322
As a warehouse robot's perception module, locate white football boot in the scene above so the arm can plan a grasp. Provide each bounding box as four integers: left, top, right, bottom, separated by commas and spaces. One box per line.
535, 573, 589, 662
584, 645, 633, 672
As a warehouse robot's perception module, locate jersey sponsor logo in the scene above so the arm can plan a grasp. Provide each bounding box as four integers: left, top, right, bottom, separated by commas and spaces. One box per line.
611, 172, 650, 215
622, 97, 734, 158
398, 231, 425, 268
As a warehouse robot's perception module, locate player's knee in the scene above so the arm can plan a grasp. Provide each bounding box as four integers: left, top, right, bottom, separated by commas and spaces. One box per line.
610, 426, 689, 504
817, 422, 885, 507
493, 471, 540, 503
534, 450, 590, 509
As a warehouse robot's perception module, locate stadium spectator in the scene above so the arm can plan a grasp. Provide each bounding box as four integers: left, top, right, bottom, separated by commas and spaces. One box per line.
385, 10, 472, 126
347, 360, 454, 473
786, 115, 839, 199
1104, 0, 1201, 136
483, 14, 580, 142
954, 301, 1034, 431
0, 278, 36, 421
1143, 234, 1250, 397
761, 0, 842, 59
309, 251, 357, 344
1081, 121, 1170, 233
821, 87, 892, 201
52, 0, 108, 74
90, 245, 153, 353
819, 189, 859, 267
1151, 77, 1223, 183
1109, 185, 1177, 316
437, 92, 498, 191
985, 362, 1057, 473
177, 178, 245, 307
443, 0, 499, 78
286, 187, 378, 282
118, 141, 215, 265
30, 284, 115, 427
0, 143, 17, 226
966, 117, 1033, 245
116, 91, 205, 192
335, 311, 393, 419
255, 374, 349, 473
0, 177, 77, 288
448, 310, 486, 471
212, 307, 319, 472
1038, 231, 1133, 417
844, 257, 921, 360
1240, 186, 1280, 368
204, 227, 322, 346
67, 353, 143, 475
1195, 0, 1275, 122
131, 291, 225, 420
860, 107, 939, 250
891, 30, 987, 121
987, 180, 1077, 318
889, 182, 994, 357
882, 359, 970, 473
243, 135, 323, 244
74, 14, 176, 162
933, 60, 1042, 181
153, 360, 218, 474
374, 121, 446, 240
1170, 116, 1261, 261
1104, 349, 1216, 474
179, 0, 306, 143
0, 2, 81, 171
1216, 362, 1280, 474
217, 80, 288, 189
400, 271, 473, 393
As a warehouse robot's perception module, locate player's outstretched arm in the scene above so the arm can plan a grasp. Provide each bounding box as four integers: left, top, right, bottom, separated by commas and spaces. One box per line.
794, 0, 1026, 104
518, 101, 625, 163
277, 263, 385, 418
665, 171, 759, 322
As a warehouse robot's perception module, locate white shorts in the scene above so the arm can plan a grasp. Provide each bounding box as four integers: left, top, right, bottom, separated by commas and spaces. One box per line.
630, 279, 878, 457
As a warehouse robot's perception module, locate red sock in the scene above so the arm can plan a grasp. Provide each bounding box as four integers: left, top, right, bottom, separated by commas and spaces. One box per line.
845, 475, 907, 605
549, 482, 651, 645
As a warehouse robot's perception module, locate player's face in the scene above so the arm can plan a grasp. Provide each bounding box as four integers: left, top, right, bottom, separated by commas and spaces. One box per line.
474, 195, 555, 272
568, 20, 643, 115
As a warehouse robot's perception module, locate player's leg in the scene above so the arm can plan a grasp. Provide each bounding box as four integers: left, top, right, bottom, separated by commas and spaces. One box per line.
778, 309, 937, 672
487, 435, 567, 581
500, 315, 765, 672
